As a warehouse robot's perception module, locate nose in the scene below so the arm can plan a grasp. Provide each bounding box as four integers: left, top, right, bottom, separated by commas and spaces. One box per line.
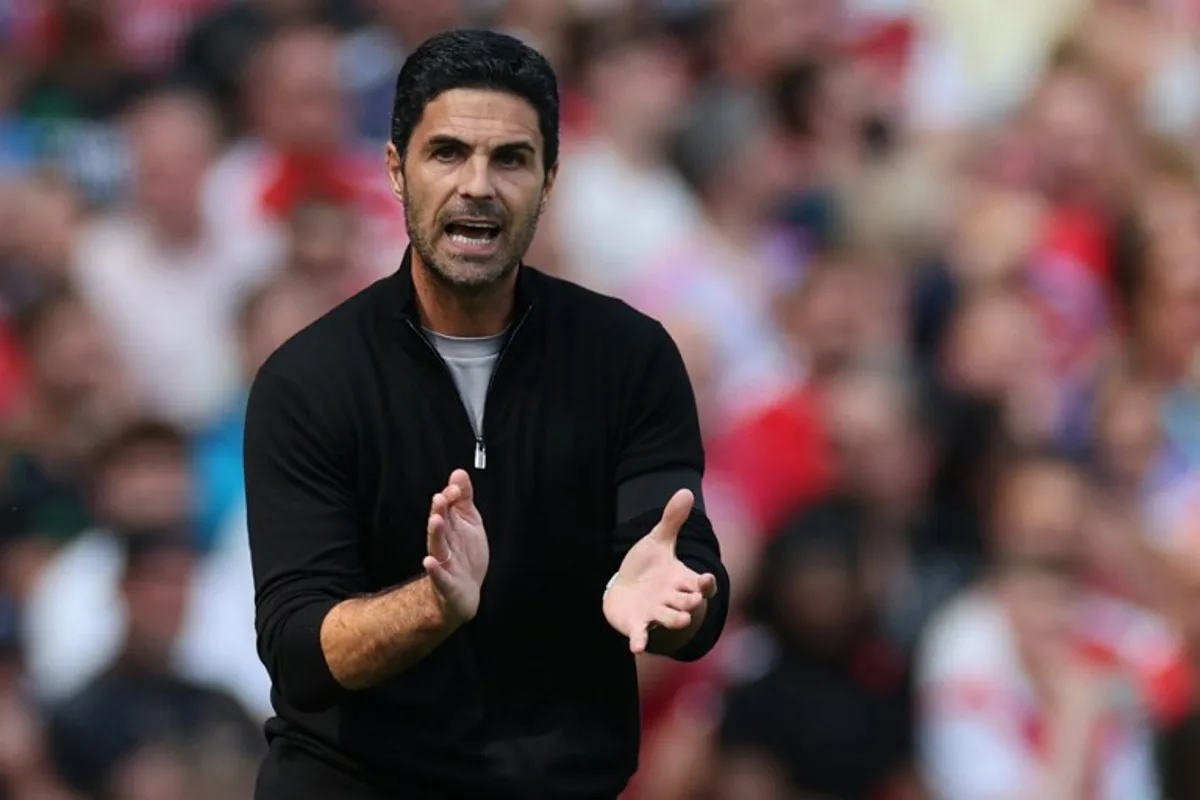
457, 154, 496, 200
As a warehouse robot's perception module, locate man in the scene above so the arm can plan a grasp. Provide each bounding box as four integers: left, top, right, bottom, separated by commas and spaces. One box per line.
244, 29, 730, 800
48, 531, 263, 799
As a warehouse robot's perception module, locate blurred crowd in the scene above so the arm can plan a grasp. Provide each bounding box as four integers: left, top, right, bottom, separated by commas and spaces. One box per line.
1, 0, 1200, 798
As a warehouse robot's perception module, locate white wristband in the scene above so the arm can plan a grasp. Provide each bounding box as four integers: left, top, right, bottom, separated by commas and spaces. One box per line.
603, 572, 619, 597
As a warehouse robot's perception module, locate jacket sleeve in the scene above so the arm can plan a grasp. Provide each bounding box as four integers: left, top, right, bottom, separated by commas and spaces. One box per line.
243, 364, 369, 712
611, 320, 730, 662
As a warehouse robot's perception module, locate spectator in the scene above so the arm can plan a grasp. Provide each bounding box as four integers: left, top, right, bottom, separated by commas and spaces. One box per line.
714, 499, 918, 800
823, 361, 982, 654
16, 0, 153, 205
23, 419, 196, 702
551, 12, 701, 295
918, 449, 1162, 799
624, 84, 802, 437
201, 25, 407, 284
1, 288, 139, 550
23, 419, 269, 718
71, 89, 250, 433
46, 532, 262, 800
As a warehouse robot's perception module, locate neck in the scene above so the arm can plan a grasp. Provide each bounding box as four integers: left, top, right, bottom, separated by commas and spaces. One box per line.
115, 641, 172, 676
411, 253, 517, 337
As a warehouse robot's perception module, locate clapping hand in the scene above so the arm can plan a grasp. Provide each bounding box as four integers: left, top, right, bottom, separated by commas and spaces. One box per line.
603, 489, 718, 654
424, 469, 489, 626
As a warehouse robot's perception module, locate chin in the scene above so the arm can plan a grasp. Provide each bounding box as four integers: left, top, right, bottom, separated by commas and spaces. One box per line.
432, 253, 515, 291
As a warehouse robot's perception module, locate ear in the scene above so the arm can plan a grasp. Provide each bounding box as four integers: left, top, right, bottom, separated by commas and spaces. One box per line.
385, 141, 405, 201
540, 162, 559, 212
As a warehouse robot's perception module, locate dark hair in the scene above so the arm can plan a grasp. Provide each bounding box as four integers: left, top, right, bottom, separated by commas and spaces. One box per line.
745, 497, 867, 631
391, 29, 560, 174
89, 419, 189, 479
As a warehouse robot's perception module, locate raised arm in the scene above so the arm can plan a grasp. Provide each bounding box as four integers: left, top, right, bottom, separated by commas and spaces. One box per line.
607, 321, 731, 661
244, 367, 475, 711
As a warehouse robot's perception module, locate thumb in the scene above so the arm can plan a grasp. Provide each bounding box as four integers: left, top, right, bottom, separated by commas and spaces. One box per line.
650, 489, 694, 545
448, 469, 474, 502
423, 555, 452, 594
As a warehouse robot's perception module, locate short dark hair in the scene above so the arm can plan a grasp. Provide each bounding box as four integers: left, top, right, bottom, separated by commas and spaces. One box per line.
391, 29, 560, 174
89, 419, 189, 479
745, 497, 868, 632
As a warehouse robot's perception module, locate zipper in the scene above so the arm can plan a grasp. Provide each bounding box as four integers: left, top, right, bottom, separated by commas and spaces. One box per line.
404, 304, 532, 471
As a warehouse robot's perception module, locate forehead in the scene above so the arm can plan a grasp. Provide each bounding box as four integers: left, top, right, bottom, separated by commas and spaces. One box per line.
412, 88, 542, 151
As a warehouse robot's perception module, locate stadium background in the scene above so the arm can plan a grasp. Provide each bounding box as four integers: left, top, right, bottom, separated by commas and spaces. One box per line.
1, 0, 1200, 797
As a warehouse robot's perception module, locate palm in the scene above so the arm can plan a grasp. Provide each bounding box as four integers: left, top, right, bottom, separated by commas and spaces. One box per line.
603, 489, 718, 653
424, 469, 489, 624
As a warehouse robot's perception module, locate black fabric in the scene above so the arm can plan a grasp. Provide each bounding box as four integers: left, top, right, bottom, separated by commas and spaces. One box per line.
719, 644, 913, 800
244, 250, 729, 799
616, 468, 705, 522
48, 667, 263, 796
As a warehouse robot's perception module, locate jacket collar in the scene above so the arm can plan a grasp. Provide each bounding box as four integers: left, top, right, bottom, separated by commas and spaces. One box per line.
388, 246, 539, 324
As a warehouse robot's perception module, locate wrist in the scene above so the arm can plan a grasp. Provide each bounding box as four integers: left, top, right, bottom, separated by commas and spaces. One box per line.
423, 577, 470, 633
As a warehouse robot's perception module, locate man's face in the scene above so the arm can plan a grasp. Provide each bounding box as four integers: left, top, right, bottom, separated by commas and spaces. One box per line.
388, 89, 555, 294
98, 443, 192, 531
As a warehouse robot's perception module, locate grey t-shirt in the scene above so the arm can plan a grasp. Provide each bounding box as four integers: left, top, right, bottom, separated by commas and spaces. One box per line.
425, 329, 505, 437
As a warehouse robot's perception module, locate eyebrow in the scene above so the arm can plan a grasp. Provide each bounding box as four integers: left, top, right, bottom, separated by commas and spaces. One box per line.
425, 135, 537, 157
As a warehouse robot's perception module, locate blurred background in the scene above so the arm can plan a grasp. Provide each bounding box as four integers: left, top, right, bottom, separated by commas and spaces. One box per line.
0, 0, 1199, 798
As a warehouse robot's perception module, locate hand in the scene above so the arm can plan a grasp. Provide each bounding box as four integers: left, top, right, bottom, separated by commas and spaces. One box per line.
604, 489, 718, 654
423, 469, 489, 625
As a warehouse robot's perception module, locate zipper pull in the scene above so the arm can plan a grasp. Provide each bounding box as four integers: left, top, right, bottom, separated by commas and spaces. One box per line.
474, 439, 487, 470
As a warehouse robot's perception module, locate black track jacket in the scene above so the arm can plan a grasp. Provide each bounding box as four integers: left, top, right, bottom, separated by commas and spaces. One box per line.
244, 251, 730, 799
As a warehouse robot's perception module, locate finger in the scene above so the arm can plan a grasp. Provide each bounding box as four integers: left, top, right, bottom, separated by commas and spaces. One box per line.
653, 607, 693, 630
698, 573, 718, 599
649, 489, 694, 546
629, 622, 650, 655
442, 483, 463, 507
430, 492, 449, 519
427, 514, 450, 562
448, 469, 474, 501
665, 590, 704, 613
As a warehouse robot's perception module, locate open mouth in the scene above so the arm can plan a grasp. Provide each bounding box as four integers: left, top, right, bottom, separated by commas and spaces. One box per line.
444, 220, 502, 247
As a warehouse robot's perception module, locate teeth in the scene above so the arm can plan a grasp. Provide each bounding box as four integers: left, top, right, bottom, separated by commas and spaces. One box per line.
450, 231, 497, 245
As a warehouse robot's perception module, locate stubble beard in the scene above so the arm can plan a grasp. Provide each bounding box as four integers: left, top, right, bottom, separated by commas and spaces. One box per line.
403, 187, 542, 299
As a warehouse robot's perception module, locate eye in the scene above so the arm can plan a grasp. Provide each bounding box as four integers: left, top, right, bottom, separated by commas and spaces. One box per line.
495, 151, 527, 169
432, 145, 461, 163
